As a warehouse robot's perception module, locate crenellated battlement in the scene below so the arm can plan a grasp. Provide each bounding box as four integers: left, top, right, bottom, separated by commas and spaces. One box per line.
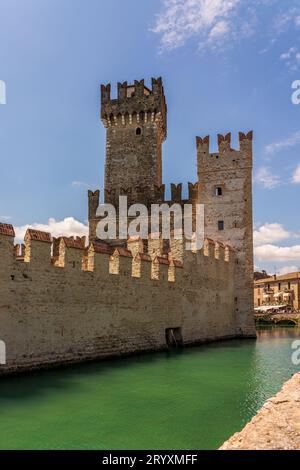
0, 223, 15, 237
0, 223, 235, 285
0, 220, 238, 374
88, 182, 200, 243
196, 131, 253, 171
101, 77, 167, 140
0, 77, 255, 375
101, 78, 164, 104
88, 182, 199, 211
88, 190, 100, 220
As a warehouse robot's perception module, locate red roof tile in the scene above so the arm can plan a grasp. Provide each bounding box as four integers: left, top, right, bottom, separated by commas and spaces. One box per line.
62, 237, 85, 250
26, 229, 52, 243
91, 241, 112, 255
135, 253, 152, 262
113, 248, 133, 258
0, 223, 15, 237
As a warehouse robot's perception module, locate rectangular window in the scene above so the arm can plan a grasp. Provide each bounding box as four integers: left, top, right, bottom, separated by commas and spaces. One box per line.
215, 186, 222, 196
218, 220, 224, 231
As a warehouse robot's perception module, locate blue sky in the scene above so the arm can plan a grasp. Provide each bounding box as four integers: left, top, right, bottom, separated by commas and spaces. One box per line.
0, 0, 300, 274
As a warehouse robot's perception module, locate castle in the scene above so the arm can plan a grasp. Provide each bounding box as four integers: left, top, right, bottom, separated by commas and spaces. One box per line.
0, 78, 255, 374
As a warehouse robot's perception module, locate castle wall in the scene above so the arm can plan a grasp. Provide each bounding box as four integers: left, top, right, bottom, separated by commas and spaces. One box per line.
101, 79, 167, 206
197, 133, 255, 337
0, 78, 256, 374
0, 230, 238, 375
88, 182, 199, 243
105, 118, 163, 203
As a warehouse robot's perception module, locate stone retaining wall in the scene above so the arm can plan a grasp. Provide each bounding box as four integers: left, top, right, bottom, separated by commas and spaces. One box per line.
220, 372, 300, 450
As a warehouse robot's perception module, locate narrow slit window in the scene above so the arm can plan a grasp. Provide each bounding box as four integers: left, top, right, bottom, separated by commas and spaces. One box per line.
215, 186, 222, 196
218, 220, 224, 231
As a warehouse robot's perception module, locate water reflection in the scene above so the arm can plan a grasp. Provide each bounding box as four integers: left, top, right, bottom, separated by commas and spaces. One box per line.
243, 326, 300, 425
257, 325, 300, 340
0, 326, 299, 450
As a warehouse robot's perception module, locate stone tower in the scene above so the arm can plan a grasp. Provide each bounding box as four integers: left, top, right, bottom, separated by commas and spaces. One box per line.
100, 78, 167, 207
197, 132, 255, 337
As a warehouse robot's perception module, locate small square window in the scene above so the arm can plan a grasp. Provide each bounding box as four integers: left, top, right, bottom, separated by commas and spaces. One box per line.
218, 220, 224, 231
215, 186, 222, 196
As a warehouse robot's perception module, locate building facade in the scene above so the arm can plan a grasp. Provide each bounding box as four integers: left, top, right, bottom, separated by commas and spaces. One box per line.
254, 272, 300, 311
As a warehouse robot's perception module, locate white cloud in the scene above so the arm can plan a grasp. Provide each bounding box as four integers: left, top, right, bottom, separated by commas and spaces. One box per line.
254, 167, 281, 189
272, 4, 300, 36
254, 222, 300, 267
0, 216, 11, 221
152, 1, 300, 54
273, 10, 296, 35
265, 130, 300, 154
280, 46, 300, 70
280, 46, 296, 60
255, 244, 300, 262
253, 223, 293, 247
208, 20, 230, 39
277, 265, 299, 275
72, 181, 91, 188
292, 163, 300, 183
14, 217, 88, 243
151, 0, 251, 52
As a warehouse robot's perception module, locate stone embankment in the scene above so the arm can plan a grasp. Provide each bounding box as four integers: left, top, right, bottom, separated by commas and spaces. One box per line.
220, 372, 300, 450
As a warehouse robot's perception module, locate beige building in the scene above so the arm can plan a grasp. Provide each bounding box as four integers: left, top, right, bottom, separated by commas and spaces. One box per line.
254, 273, 300, 311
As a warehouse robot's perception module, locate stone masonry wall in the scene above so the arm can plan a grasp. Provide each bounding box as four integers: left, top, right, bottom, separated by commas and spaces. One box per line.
94, 78, 255, 339
197, 132, 255, 337
220, 372, 300, 450
101, 78, 167, 206
0, 227, 239, 375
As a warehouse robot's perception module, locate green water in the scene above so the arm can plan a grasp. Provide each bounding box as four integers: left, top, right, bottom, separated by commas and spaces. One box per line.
0, 326, 299, 450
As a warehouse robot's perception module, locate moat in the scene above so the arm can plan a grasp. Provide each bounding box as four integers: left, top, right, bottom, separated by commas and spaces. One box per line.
0, 326, 299, 450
